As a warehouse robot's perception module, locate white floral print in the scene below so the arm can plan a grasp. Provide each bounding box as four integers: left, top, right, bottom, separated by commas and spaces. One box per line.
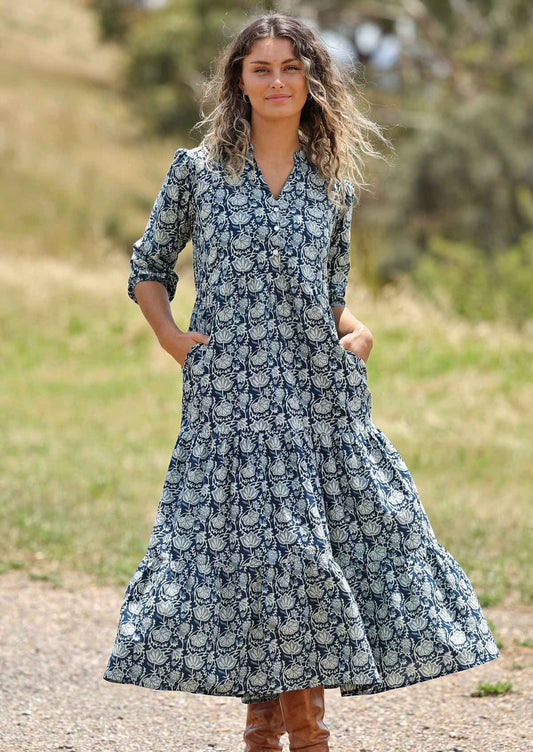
103, 142, 500, 704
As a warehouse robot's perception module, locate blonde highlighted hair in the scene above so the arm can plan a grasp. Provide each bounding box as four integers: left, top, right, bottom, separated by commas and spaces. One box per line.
191, 11, 394, 213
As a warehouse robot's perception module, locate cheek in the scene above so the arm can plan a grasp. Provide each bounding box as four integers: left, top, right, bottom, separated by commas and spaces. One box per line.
294, 76, 308, 95
242, 74, 259, 92
248, 74, 266, 87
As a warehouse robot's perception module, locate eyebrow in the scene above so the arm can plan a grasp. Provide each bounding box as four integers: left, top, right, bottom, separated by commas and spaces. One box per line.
248, 58, 300, 64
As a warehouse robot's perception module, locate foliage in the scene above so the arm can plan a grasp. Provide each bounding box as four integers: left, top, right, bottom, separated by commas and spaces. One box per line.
409, 209, 533, 329
125, 0, 264, 134
87, 0, 140, 42
381, 92, 533, 255
362, 0, 533, 323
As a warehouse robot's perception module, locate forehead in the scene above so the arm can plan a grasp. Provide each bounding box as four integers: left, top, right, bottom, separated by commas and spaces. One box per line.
244, 36, 298, 63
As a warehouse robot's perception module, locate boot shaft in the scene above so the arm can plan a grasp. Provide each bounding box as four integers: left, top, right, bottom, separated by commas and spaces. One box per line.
243, 696, 286, 752
278, 685, 330, 752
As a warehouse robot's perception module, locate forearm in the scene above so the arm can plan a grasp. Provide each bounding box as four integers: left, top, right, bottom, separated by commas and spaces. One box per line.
134, 280, 182, 346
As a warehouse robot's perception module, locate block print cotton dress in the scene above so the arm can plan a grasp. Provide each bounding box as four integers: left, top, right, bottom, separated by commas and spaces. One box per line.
102, 142, 500, 704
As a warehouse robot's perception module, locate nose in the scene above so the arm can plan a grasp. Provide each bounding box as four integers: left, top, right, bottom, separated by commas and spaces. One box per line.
268, 71, 286, 86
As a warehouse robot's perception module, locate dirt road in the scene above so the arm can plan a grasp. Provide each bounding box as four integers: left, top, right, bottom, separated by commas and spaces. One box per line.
1, 569, 531, 752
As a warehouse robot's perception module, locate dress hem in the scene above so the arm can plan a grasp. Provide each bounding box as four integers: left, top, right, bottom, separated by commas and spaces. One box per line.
102, 648, 501, 704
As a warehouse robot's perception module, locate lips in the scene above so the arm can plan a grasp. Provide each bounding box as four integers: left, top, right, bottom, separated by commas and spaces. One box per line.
267, 95, 291, 100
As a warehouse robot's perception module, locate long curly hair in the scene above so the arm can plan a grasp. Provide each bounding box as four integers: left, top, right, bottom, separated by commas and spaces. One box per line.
191, 11, 394, 213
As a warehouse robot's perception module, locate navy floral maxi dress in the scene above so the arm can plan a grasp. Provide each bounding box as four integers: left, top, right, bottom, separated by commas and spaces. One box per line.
102, 143, 500, 704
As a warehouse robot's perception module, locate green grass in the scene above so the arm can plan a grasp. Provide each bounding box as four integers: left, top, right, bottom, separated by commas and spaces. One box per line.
1, 255, 531, 602
470, 679, 513, 697
0, 254, 198, 586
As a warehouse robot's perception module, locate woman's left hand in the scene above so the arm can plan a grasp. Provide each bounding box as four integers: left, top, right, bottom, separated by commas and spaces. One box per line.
339, 325, 373, 363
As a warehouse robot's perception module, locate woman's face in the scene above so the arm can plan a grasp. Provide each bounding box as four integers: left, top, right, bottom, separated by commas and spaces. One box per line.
239, 36, 308, 120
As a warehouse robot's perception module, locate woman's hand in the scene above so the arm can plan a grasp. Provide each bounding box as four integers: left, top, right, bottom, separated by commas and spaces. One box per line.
339, 324, 373, 363
158, 327, 210, 367
134, 283, 210, 366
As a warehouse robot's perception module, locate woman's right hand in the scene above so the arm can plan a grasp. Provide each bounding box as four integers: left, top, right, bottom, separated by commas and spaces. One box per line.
158, 327, 210, 367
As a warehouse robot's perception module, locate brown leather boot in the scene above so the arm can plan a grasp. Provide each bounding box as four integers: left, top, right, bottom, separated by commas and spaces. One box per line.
243, 696, 286, 751
278, 685, 330, 752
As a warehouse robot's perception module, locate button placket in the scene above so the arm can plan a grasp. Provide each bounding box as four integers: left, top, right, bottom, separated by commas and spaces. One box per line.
272, 215, 280, 255
271, 204, 283, 257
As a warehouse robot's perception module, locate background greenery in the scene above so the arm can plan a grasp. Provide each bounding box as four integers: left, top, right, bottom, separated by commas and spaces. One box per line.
1, 0, 531, 605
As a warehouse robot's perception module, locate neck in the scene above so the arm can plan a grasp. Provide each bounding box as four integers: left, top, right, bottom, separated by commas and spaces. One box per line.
249, 127, 302, 161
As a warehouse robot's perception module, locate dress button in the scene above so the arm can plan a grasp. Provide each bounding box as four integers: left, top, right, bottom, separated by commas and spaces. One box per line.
274, 207, 279, 212
274, 225, 280, 231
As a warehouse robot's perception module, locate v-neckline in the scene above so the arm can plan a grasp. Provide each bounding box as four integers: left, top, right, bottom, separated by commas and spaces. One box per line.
248, 142, 306, 202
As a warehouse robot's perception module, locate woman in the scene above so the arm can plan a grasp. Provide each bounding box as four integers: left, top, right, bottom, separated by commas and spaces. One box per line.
102, 13, 500, 752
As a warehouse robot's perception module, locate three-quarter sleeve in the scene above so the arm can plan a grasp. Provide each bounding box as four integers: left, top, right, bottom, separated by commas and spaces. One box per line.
327, 180, 355, 308
127, 147, 196, 305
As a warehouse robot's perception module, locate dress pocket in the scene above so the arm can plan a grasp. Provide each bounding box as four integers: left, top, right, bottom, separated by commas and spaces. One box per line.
344, 347, 368, 376
183, 341, 207, 370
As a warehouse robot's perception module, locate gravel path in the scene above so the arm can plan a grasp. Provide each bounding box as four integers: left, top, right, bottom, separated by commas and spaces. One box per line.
1, 569, 531, 752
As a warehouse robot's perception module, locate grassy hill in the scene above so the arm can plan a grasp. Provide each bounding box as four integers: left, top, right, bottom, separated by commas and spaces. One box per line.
1, 0, 531, 605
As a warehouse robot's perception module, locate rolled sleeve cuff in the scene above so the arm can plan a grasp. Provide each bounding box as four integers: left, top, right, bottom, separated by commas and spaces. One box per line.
127, 257, 179, 305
